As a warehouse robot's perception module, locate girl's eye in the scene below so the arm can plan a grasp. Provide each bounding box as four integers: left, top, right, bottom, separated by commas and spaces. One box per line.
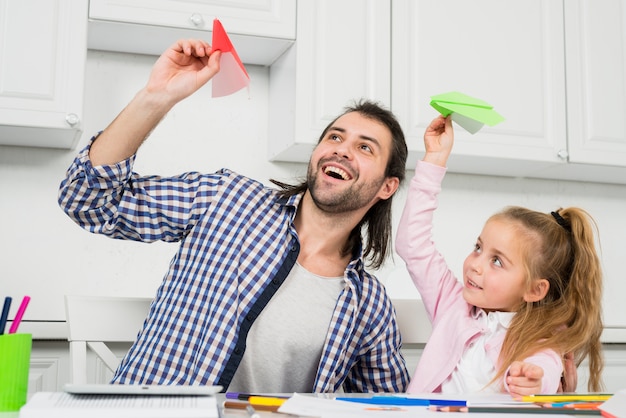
492, 257, 503, 268
474, 243, 481, 253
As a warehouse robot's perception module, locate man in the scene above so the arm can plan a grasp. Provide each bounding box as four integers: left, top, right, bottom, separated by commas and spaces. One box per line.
58, 39, 409, 392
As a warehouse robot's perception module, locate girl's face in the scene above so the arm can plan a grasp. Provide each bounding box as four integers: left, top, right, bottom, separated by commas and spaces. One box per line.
462, 218, 531, 312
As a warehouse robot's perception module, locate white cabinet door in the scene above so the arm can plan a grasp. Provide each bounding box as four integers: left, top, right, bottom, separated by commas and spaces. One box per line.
0, 0, 87, 149
564, 0, 626, 167
88, 0, 296, 66
90, 0, 295, 38
268, 0, 391, 163
392, 0, 568, 176
29, 342, 70, 396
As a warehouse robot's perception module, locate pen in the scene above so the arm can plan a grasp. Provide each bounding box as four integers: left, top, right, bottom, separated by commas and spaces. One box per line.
246, 405, 261, 418
8, 295, 30, 334
0, 297, 12, 335
226, 392, 290, 400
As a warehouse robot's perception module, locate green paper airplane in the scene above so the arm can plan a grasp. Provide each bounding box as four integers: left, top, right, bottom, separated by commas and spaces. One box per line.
430, 91, 505, 134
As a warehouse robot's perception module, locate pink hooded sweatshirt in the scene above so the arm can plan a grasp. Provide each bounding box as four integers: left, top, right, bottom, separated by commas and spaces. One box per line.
396, 160, 562, 394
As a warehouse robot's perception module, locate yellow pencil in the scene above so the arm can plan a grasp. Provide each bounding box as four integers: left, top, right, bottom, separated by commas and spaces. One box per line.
522, 394, 612, 403
248, 396, 288, 407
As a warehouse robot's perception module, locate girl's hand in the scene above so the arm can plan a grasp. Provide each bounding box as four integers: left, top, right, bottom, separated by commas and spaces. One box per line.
422, 115, 454, 167
506, 361, 544, 398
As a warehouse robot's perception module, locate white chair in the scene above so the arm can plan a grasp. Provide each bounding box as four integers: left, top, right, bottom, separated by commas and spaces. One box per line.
64, 295, 153, 384
392, 298, 433, 374
392, 298, 432, 344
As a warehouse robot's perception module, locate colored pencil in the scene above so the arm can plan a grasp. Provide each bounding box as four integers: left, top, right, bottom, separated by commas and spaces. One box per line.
8, 295, 30, 334
461, 406, 602, 415
0, 297, 12, 334
522, 394, 612, 403
223, 401, 280, 412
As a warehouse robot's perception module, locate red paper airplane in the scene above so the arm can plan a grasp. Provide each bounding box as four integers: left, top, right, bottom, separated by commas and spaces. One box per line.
211, 19, 250, 97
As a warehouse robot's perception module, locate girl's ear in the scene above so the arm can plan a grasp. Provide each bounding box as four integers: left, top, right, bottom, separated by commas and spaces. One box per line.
524, 278, 550, 303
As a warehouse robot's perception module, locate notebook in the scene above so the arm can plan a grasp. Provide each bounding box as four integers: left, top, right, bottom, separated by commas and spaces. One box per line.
19, 386, 222, 418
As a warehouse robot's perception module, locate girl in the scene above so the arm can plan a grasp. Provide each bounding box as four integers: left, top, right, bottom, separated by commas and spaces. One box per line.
396, 115, 604, 397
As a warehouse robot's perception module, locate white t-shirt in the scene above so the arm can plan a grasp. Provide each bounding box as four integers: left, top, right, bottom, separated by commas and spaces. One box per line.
227, 262, 344, 392
441, 309, 515, 393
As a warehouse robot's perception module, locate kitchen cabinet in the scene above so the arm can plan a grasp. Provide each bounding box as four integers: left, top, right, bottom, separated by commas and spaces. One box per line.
268, 0, 391, 162
551, 0, 626, 178
0, 0, 87, 149
391, 0, 626, 184
27, 340, 131, 399
28, 342, 69, 396
269, 0, 626, 184
88, 0, 296, 66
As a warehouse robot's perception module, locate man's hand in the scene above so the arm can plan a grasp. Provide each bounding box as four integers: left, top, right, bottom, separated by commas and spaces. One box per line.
146, 39, 222, 107
506, 361, 544, 398
422, 115, 454, 167
558, 351, 578, 393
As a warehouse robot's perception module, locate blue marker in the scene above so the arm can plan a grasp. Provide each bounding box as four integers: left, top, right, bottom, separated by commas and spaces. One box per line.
335, 396, 466, 407
0, 297, 12, 335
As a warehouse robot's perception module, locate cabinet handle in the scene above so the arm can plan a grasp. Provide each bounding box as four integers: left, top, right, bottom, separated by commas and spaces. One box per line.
189, 13, 205, 28
557, 149, 569, 161
65, 113, 80, 127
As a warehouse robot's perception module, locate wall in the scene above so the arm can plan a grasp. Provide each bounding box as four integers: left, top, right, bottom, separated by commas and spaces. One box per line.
1, 49, 625, 334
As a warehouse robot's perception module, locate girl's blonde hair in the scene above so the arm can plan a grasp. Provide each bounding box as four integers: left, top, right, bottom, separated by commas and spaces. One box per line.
489, 206, 604, 392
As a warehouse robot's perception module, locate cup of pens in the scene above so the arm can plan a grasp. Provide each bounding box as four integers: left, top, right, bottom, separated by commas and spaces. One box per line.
0, 296, 32, 411
0, 333, 32, 411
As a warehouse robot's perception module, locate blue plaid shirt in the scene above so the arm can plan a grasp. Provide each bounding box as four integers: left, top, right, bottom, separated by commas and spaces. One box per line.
58, 139, 409, 393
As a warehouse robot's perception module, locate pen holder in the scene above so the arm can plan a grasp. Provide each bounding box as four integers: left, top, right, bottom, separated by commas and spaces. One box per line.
0, 333, 32, 411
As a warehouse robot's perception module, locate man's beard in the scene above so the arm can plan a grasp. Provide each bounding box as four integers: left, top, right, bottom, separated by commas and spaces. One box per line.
306, 163, 385, 214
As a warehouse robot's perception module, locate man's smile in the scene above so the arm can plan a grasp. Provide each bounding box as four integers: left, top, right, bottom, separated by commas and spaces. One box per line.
323, 164, 352, 180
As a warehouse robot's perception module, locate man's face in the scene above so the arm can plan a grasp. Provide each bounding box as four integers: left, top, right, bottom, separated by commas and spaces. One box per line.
306, 111, 398, 214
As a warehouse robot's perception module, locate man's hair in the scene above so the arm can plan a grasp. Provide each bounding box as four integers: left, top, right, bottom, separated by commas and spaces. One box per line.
271, 99, 408, 269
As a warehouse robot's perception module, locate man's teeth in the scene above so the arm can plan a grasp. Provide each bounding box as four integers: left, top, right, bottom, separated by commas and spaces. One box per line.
324, 166, 349, 180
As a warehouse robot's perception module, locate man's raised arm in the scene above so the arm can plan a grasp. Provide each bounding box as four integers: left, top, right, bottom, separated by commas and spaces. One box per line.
89, 39, 221, 166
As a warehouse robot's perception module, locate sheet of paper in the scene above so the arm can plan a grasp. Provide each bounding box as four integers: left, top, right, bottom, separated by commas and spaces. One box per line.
599, 389, 625, 417
278, 394, 428, 417
211, 19, 250, 97
430, 91, 505, 134
278, 393, 552, 418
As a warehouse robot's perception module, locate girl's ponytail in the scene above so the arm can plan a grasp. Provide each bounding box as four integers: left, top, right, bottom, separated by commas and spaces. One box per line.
558, 208, 604, 391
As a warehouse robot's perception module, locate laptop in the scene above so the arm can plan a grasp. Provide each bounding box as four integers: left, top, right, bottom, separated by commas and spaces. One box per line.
63, 383, 223, 396
19, 385, 223, 418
